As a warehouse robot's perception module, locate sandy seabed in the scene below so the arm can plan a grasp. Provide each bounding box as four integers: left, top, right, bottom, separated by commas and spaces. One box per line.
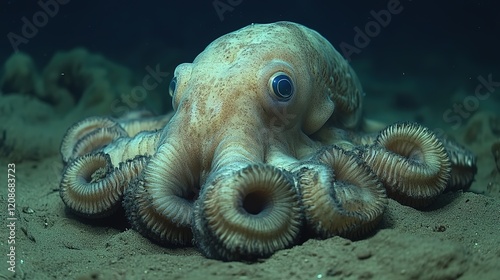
0, 152, 499, 280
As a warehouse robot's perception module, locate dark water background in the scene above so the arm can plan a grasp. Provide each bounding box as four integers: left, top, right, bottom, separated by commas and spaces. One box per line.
1, 0, 498, 124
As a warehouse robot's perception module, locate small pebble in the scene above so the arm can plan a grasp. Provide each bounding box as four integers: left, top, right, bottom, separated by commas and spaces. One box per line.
355, 248, 372, 260
22, 207, 35, 214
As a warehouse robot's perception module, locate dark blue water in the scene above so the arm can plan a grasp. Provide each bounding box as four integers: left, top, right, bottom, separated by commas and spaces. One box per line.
1, 0, 499, 120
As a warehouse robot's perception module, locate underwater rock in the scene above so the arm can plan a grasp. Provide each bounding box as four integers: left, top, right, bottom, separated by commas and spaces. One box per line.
492, 141, 500, 173
0, 52, 42, 96
0, 94, 63, 161
0, 48, 137, 161
459, 111, 500, 197
41, 48, 134, 115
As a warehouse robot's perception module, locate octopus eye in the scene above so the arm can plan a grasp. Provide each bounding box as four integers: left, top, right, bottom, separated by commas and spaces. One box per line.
168, 76, 177, 97
270, 72, 294, 101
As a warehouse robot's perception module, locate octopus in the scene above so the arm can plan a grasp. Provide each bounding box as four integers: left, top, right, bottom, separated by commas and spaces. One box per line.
58, 21, 477, 261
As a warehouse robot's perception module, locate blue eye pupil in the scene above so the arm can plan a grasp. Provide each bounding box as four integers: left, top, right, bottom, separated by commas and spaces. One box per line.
272, 74, 293, 100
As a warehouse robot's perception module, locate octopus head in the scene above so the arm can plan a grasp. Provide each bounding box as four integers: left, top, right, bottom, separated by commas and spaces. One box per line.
168, 21, 360, 147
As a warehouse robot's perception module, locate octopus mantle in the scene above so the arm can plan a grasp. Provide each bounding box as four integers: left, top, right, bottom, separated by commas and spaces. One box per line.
58, 21, 477, 261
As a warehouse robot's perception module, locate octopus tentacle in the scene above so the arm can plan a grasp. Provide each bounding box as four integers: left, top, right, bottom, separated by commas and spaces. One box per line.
439, 136, 477, 191
61, 112, 170, 164
361, 122, 451, 208
60, 152, 148, 217
297, 146, 386, 238
70, 126, 128, 160
265, 146, 303, 172
60, 129, 160, 218
311, 126, 372, 153
101, 130, 161, 166
117, 112, 173, 137
60, 116, 120, 164
210, 134, 264, 174
193, 164, 303, 261
123, 141, 199, 245
123, 172, 193, 246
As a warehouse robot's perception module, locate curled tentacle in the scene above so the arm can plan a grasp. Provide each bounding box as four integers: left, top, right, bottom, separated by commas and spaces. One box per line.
297, 146, 386, 238
60, 116, 120, 164
123, 141, 198, 245
439, 136, 477, 191
193, 164, 303, 261
361, 122, 451, 208
123, 173, 194, 246
71, 126, 128, 160
60, 152, 148, 217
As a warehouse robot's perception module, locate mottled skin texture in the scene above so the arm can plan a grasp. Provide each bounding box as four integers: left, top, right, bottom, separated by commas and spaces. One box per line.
162, 21, 363, 182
